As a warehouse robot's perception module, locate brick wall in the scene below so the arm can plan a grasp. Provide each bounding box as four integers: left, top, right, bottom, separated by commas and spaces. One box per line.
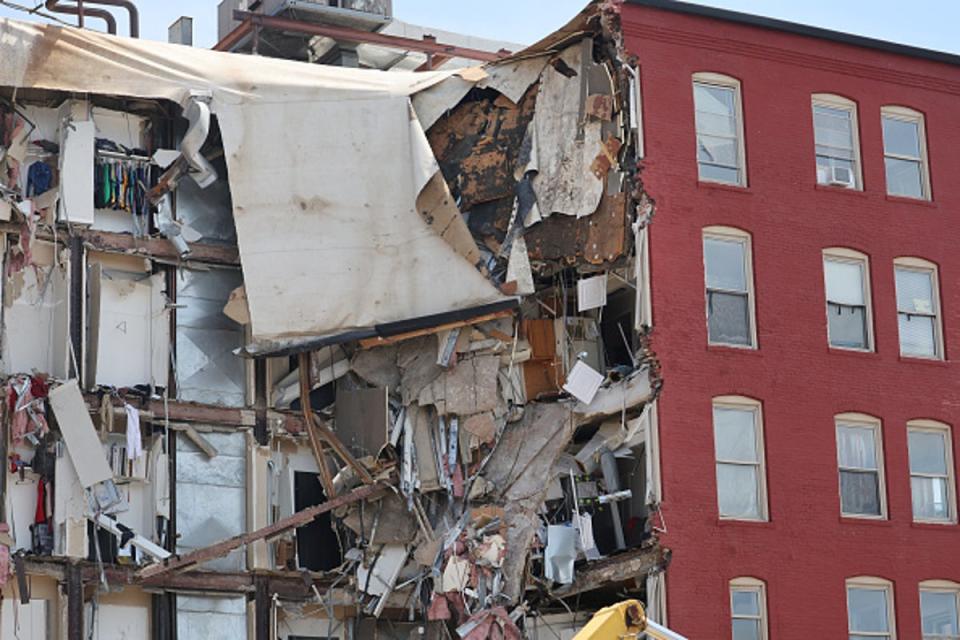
624, 4, 960, 638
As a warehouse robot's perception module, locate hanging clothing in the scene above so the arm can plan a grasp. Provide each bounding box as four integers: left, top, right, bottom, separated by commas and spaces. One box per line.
124, 403, 143, 461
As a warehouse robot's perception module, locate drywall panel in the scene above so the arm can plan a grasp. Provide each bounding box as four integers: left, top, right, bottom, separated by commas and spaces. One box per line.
48, 380, 113, 488
176, 268, 246, 407
1, 598, 48, 640
176, 595, 246, 640
53, 449, 89, 558
59, 119, 94, 225
1, 241, 69, 377
5, 465, 39, 553
86, 588, 151, 640
94, 270, 169, 388
176, 430, 246, 572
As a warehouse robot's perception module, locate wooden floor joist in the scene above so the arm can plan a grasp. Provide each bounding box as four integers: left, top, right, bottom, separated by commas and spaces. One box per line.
137, 482, 388, 580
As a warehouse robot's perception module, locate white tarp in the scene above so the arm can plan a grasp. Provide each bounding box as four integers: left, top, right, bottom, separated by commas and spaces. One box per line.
0, 19, 506, 350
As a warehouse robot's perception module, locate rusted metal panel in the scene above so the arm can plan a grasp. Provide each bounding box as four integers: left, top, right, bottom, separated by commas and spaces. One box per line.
524, 192, 629, 266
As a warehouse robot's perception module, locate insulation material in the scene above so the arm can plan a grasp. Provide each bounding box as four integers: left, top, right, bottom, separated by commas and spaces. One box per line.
0, 17, 507, 350
524, 45, 606, 222
174, 156, 237, 244
48, 380, 113, 488
92, 270, 169, 388
1, 241, 68, 378
176, 268, 246, 407
176, 595, 246, 640
175, 430, 246, 572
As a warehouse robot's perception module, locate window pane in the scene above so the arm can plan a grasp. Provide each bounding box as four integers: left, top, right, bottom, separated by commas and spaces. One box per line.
899, 314, 936, 357
717, 463, 760, 519
848, 588, 890, 633
828, 303, 867, 349
921, 591, 959, 635
814, 105, 854, 150
912, 477, 950, 520
698, 135, 739, 167
708, 292, 751, 345
883, 116, 921, 158
732, 618, 761, 640
909, 430, 948, 475
841, 470, 881, 516
817, 156, 856, 185
695, 84, 736, 118
732, 590, 761, 616
825, 260, 865, 305
704, 238, 747, 291
885, 157, 923, 198
696, 111, 737, 137
838, 426, 878, 469
895, 268, 934, 314
700, 164, 740, 184
715, 407, 758, 462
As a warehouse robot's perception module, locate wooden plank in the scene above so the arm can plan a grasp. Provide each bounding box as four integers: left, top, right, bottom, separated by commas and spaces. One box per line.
298, 352, 336, 498
359, 310, 513, 348
177, 424, 219, 459
137, 482, 388, 580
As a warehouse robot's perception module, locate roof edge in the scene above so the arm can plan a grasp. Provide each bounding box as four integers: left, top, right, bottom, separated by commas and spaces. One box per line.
625, 0, 960, 68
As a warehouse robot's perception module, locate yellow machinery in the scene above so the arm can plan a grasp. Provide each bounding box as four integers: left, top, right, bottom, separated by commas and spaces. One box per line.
572, 599, 689, 640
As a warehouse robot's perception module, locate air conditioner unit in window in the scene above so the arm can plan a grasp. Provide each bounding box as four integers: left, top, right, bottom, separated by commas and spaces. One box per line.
829, 165, 855, 188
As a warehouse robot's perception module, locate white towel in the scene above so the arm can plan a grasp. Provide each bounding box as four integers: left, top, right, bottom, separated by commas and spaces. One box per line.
124, 404, 143, 460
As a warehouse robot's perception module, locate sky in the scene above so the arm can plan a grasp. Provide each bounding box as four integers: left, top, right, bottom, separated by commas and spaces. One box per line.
0, 1, 956, 55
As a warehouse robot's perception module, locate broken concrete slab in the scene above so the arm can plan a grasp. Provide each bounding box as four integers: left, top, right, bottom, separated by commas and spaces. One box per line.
418, 355, 500, 416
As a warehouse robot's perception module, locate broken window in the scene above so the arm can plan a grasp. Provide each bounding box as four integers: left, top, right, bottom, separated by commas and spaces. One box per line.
293, 471, 341, 571
823, 251, 871, 351
713, 398, 766, 521
704, 229, 754, 347
895, 260, 940, 359
693, 74, 745, 186
836, 416, 885, 518
908, 421, 954, 523
882, 106, 929, 200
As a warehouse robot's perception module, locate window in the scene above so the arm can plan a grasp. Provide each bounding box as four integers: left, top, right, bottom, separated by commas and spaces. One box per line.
693, 73, 746, 185
813, 94, 861, 189
730, 578, 768, 640
836, 414, 886, 518
847, 578, 896, 640
713, 397, 767, 520
920, 581, 960, 640
823, 250, 872, 351
703, 227, 755, 347
882, 106, 930, 199
894, 259, 942, 359
908, 421, 956, 523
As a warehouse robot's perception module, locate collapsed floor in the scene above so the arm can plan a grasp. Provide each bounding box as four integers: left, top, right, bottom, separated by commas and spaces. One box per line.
0, 1, 668, 638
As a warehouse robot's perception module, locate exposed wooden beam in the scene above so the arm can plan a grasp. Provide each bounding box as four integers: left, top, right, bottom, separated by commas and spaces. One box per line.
551, 544, 668, 599
358, 309, 514, 349
298, 352, 336, 498
137, 482, 388, 580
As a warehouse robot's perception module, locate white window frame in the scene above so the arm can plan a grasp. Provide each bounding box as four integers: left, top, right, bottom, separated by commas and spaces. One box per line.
881, 105, 931, 200
703, 226, 757, 349
693, 72, 747, 187
846, 577, 897, 640
713, 396, 768, 522
894, 258, 943, 360
908, 420, 957, 525
836, 413, 887, 520
920, 580, 960, 640
823, 248, 874, 352
730, 577, 769, 640
812, 93, 863, 190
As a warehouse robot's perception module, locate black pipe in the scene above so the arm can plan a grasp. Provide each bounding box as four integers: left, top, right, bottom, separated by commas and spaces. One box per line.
82, 0, 138, 37
44, 0, 116, 34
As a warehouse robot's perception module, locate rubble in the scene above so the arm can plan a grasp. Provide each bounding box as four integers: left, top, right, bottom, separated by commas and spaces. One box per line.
0, 1, 667, 637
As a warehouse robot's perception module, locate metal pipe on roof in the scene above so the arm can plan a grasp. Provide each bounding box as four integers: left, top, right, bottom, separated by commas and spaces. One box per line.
44, 0, 117, 34
81, 0, 138, 38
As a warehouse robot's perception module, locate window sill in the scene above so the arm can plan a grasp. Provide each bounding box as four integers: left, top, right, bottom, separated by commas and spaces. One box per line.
885, 194, 936, 208
698, 180, 751, 194
911, 520, 957, 531
840, 516, 892, 527
828, 347, 878, 359
716, 518, 771, 527
815, 183, 867, 197
898, 355, 948, 367
707, 343, 762, 356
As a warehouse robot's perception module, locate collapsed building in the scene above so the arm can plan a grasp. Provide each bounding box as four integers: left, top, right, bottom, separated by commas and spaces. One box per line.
0, 1, 666, 638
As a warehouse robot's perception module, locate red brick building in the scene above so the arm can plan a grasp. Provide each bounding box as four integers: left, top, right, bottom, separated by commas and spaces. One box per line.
623, 2, 960, 638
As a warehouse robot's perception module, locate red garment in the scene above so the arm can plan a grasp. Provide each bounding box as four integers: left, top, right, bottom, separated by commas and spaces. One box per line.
34, 478, 47, 524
